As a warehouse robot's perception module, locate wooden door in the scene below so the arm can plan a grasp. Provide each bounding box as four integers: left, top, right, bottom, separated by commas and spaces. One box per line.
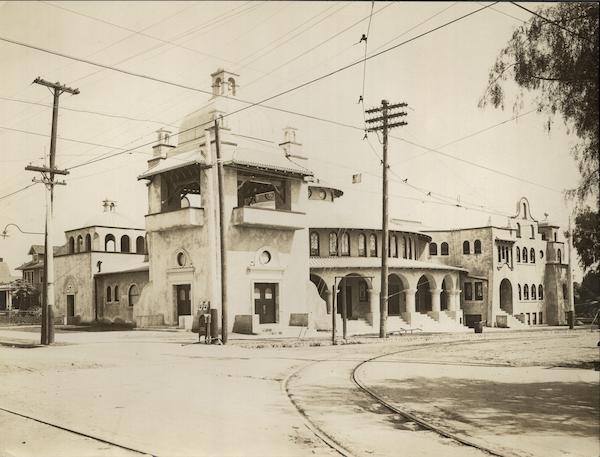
176, 284, 191, 316
254, 283, 276, 324
67, 294, 75, 317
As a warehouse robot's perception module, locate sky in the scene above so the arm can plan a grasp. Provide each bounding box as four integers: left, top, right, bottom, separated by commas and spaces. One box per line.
0, 1, 584, 277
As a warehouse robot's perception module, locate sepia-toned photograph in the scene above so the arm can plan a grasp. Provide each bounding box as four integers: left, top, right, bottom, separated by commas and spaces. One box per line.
0, 1, 598, 456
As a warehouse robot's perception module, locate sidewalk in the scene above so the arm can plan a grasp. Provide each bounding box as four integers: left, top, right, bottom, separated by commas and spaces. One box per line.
0, 324, 587, 350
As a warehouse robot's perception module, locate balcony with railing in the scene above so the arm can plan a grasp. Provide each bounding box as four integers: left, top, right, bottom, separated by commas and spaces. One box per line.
145, 207, 204, 232
232, 206, 306, 230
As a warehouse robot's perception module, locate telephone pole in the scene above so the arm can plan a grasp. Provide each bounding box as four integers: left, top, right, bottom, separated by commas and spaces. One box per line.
365, 100, 407, 338
213, 118, 228, 344
25, 77, 79, 345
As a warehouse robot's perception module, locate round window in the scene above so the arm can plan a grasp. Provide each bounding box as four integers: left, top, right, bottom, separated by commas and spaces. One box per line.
539, 250, 544, 259
177, 252, 186, 267
259, 250, 271, 265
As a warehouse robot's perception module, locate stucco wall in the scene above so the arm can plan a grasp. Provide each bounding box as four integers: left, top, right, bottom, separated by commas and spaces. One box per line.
54, 252, 93, 322
96, 270, 149, 323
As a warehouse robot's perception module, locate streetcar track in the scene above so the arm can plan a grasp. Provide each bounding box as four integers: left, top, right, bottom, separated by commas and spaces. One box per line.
0, 407, 155, 457
283, 334, 560, 457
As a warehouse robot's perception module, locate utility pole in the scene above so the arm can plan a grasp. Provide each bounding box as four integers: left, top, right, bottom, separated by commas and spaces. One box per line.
25, 77, 78, 345
213, 118, 228, 344
365, 100, 407, 338
567, 216, 575, 328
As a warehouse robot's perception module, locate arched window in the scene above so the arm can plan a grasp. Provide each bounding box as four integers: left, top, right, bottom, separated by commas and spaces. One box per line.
358, 233, 366, 257
114, 285, 119, 302
516, 247, 521, 262
463, 240, 470, 254
523, 202, 527, 219
408, 237, 413, 259
68, 237, 75, 254
85, 234, 92, 251
120, 235, 130, 253
136, 236, 145, 254
310, 232, 320, 256
540, 250, 544, 259
105, 234, 116, 252
474, 240, 482, 254
389, 234, 398, 258
429, 242, 438, 256
553, 232, 557, 242
369, 234, 377, 257
538, 285, 543, 300
403, 237, 407, 258
516, 223, 521, 238
128, 284, 139, 307
530, 248, 535, 263
531, 284, 536, 300
77, 235, 83, 253
228, 77, 236, 96
441, 242, 449, 256
340, 232, 350, 256
557, 249, 562, 264
518, 284, 522, 300
522, 247, 528, 263
524, 284, 529, 300
531, 225, 535, 239
329, 232, 338, 256
106, 286, 112, 302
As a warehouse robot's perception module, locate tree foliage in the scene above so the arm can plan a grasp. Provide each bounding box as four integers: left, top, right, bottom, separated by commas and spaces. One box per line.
10, 279, 40, 310
572, 207, 600, 272
480, 2, 599, 206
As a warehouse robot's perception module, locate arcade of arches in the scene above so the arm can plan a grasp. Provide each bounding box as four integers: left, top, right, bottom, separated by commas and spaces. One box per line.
309, 270, 461, 324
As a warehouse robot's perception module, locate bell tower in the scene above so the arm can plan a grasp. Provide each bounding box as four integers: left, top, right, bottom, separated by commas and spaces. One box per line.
211, 69, 239, 98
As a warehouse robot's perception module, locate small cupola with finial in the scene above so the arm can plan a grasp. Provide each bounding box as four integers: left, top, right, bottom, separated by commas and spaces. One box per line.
279, 126, 306, 160
102, 198, 117, 213
211, 69, 239, 98
148, 128, 175, 169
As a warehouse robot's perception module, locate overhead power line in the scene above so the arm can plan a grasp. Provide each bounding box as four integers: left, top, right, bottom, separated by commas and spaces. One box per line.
0, 183, 38, 201
0, 95, 178, 127
0, 125, 147, 153
40, 1, 264, 70
0, 2, 497, 113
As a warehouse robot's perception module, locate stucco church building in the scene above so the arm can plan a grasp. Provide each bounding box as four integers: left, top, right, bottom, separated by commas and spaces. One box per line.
39, 69, 571, 335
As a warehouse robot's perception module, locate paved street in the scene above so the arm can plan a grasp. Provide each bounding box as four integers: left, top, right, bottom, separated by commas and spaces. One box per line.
0, 328, 598, 457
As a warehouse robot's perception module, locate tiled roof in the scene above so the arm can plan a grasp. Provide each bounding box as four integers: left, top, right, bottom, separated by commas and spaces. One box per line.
227, 145, 313, 177
28, 245, 44, 255
138, 149, 204, 180
309, 256, 466, 272
15, 259, 43, 271
95, 264, 149, 276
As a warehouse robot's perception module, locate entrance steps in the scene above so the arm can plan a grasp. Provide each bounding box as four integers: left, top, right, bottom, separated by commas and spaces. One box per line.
411, 313, 443, 332
437, 311, 470, 332
497, 312, 530, 329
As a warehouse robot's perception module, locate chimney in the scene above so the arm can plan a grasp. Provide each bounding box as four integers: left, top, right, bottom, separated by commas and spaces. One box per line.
102, 199, 116, 213
279, 126, 306, 160
148, 128, 175, 169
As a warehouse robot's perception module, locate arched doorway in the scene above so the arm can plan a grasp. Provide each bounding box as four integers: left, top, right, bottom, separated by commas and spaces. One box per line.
336, 274, 371, 320
499, 278, 513, 314
310, 274, 330, 313
441, 276, 453, 311
388, 274, 408, 316
416, 275, 433, 314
